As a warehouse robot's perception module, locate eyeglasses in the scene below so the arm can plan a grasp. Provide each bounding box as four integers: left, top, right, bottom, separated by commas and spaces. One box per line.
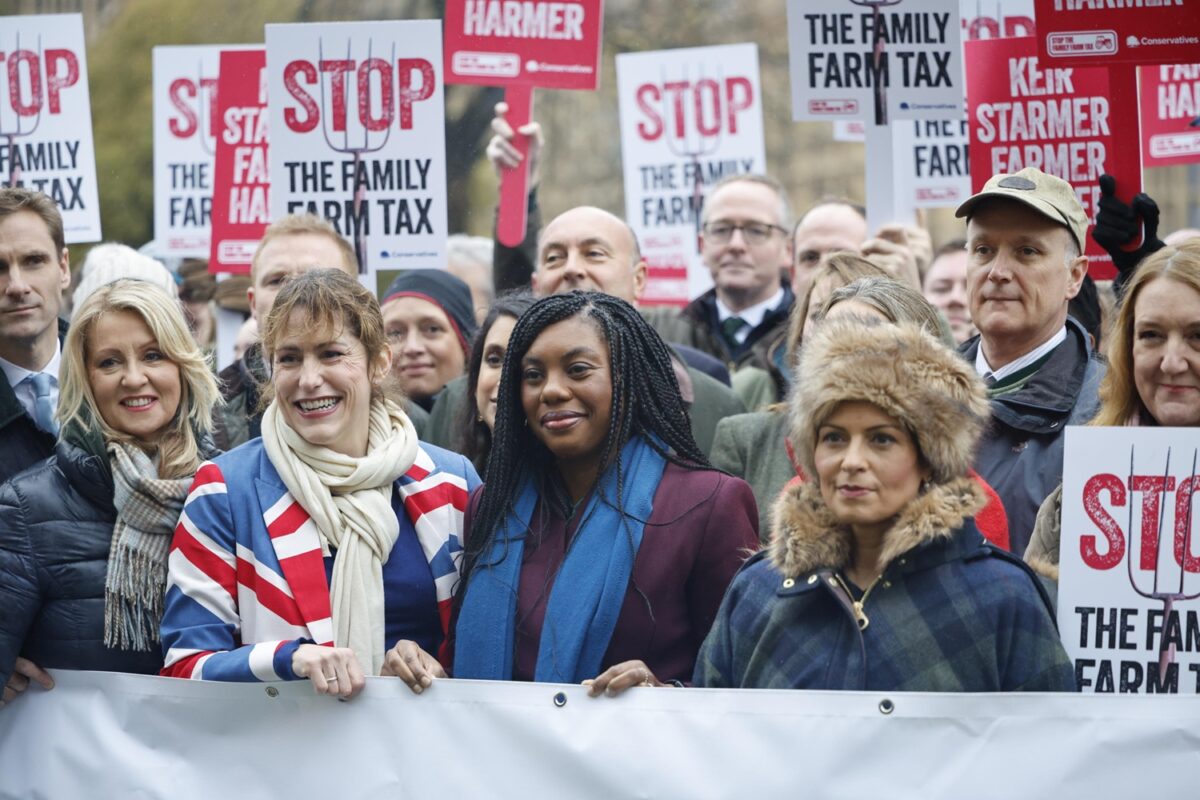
702, 221, 788, 246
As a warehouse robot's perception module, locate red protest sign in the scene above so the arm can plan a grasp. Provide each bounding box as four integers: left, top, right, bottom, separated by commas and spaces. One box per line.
443, 0, 603, 90
208, 49, 268, 275
966, 36, 1141, 276
1140, 64, 1200, 167
443, 0, 604, 246
1033, 0, 1200, 66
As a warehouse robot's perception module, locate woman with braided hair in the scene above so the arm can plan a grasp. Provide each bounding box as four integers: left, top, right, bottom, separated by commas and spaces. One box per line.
389, 291, 759, 694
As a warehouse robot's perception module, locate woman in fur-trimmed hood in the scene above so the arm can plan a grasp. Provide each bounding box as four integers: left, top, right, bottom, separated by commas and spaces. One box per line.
695, 318, 1075, 692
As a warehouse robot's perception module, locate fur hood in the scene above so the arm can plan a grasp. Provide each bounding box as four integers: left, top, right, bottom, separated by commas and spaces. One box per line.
768, 476, 987, 578
790, 318, 990, 484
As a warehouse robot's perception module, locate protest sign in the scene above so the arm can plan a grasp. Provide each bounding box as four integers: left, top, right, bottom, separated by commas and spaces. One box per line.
1140, 63, 1200, 167
443, 0, 604, 246
1059, 426, 1200, 694
965, 36, 1134, 274
3, 670, 1200, 798
154, 46, 248, 258
209, 48, 268, 274
443, 0, 603, 90
786, 0, 964, 125
1034, 0, 1200, 67
0, 14, 100, 243
265, 20, 447, 286
958, 0, 1034, 39
617, 43, 766, 306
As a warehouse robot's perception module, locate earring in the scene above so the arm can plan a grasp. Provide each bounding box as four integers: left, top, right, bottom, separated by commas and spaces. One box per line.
476, 412, 484, 423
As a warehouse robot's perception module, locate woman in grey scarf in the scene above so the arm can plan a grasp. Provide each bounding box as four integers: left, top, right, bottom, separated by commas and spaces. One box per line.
0, 279, 220, 707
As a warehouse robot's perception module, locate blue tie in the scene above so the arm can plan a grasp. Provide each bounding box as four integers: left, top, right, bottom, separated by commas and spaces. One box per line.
29, 372, 58, 436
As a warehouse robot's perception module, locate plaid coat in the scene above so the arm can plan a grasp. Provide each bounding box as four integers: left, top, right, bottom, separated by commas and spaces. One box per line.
695, 478, 1075, 692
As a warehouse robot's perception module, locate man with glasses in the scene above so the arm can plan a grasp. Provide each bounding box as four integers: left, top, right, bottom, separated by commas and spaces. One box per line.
653, 174, 794, 374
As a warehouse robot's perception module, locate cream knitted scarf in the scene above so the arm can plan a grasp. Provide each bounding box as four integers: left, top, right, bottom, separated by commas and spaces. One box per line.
261, 396, 418, 674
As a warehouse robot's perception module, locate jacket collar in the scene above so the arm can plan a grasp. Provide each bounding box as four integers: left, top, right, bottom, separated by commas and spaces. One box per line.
684, 284, 795, 361
768, 476, 986, 580
959, 316, 1094, 433
0, 317, 69, 429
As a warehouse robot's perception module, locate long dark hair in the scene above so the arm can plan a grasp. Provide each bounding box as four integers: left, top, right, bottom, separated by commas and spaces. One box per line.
454, 289, 537, 471
463, 291, 710, 582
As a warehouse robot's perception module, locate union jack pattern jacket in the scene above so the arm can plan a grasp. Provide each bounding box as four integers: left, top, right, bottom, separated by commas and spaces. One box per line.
159, 438, 478, 681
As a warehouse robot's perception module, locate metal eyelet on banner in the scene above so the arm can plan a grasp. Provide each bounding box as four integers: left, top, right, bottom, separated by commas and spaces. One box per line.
878, 698, 895, 715
553, 692, 567, 708
265, 686, 279, 698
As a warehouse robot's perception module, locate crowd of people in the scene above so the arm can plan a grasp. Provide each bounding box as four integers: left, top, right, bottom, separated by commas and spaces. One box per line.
1, 98, 1196, 709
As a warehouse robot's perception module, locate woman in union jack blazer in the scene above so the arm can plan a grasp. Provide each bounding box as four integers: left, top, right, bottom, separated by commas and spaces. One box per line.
160, 270, 480, 698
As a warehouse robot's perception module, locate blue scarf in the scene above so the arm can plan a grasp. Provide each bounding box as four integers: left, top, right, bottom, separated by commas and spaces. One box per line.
454, 435, 667, 683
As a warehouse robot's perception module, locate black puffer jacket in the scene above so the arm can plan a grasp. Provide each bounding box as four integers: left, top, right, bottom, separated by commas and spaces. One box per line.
0, 422, 216, 686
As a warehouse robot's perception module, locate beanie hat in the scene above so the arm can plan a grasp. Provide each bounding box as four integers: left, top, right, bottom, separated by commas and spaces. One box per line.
381, 269, 478, 354
72, 244, 178, 319
790, 318, 990, 485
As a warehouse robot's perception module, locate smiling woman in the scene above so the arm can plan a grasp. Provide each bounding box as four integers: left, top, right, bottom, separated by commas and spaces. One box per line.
1027, 240, 1200, 575
159, 269, 480, 698
0, 279, 220, 704
390, 292, 759, 696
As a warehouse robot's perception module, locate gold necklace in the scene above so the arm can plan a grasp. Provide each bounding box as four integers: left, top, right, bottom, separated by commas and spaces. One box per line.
832, 572, 884, 631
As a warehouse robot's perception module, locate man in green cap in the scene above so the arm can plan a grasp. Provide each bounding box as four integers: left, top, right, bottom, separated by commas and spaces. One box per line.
955, 167, 1105, 555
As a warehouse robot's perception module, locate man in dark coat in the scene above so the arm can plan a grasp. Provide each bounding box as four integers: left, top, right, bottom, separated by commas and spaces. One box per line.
955, 167, 1104, 555
0, 189, 71, 485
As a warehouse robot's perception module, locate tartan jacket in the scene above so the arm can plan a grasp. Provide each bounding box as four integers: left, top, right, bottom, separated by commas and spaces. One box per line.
694, 477, 1075, 692
160, 438, 477, 681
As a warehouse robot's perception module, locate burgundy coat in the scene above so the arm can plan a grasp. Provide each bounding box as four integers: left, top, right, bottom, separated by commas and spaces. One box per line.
454, 463, 760, 684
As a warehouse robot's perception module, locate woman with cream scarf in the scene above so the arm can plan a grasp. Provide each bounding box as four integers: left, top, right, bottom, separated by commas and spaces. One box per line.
160, 270, 479, 697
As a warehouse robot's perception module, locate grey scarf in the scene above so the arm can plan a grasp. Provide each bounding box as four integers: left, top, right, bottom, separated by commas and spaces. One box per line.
103, 442, 192, 651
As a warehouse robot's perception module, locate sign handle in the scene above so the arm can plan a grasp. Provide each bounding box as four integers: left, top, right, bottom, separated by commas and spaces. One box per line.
497, 85, 535, 248
1107, 64, 1145, 250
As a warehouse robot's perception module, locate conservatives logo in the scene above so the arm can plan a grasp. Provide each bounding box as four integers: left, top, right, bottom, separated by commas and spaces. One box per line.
1127, 35, 1140, 48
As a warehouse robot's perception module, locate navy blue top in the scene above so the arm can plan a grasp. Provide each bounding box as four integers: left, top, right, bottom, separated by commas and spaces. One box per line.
323, 486, 441, 655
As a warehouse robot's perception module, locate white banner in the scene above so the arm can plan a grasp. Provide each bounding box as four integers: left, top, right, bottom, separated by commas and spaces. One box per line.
1, 671, 1197, 798
617, 43, 766, 305
1060, 426, 1200, 694
0, 14, 101, 243
787, 0, 964, 125
153, 46, 247, 259
266, 20, 447, 287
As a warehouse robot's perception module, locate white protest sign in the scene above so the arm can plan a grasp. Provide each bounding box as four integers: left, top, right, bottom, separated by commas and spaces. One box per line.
787, 0, 964, 125
153, 46, 250, 259
617, 43, 766, 305
266, 20, 447, 285
2, 671, 1199, 798
0, 14, 101, 243
1059, 426, 1200, 694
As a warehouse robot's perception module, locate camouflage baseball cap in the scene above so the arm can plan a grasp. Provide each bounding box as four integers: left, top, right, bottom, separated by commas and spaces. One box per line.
955, 167, 1089, 253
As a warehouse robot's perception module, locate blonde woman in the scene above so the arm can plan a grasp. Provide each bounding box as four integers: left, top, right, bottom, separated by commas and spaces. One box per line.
0, 280, 219, 706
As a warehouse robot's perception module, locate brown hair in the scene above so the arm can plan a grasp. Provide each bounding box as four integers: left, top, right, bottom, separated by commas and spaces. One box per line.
1093, 240, 1200, 426
249, 213, 356, 284
785, 252, 889, 362
0, 187, 65, 256
259, 268, 396, 408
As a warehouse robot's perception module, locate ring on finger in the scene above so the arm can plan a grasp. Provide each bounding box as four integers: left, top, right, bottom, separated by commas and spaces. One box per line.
324, 674, 338, 682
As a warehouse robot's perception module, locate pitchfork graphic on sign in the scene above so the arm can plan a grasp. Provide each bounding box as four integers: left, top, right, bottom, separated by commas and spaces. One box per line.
850, 0, 902, 126
318, 38, 395, 275
1126, 446, 1200, 674
0, 32, 42, 188
195, 59, 217, 158
660, 64, 723, 248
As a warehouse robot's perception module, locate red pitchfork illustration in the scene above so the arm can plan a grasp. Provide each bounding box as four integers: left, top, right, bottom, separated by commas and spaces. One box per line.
0, 32, 43, 188
196, 58, 217, 158
660, 63, 722, 249
849, 0, 902, 126
318, 38, 395, 275
1126, 445, 1200, 673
